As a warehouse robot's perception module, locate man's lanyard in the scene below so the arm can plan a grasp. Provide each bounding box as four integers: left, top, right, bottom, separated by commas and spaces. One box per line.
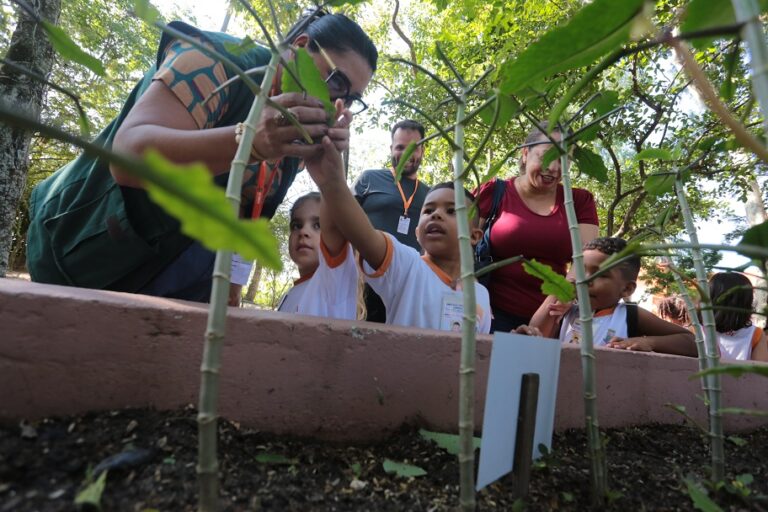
390, 168, 420, 217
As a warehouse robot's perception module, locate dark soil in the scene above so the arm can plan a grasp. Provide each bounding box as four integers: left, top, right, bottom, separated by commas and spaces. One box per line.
1, 407, 766, 511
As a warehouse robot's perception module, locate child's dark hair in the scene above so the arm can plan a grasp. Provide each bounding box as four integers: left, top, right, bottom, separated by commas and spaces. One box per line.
290, 192, 321, 220
428, 181, 474, 202
288, 12, 378, 72
709, 272, 753, 332
391, 119, 425, 139
657, 295, 691, 326
583, 237, 641, 281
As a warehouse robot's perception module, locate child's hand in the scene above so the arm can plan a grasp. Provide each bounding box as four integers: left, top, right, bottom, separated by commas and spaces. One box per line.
548, 300, 572, 318
304, 101, 346, 190
513, 324, 542, 337
607, 336, 653, 352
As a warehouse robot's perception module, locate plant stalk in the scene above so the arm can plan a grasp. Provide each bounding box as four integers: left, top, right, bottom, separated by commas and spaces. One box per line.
561, 141, 608, 504
197, 51, 281, 512
454, 93, 477, 512
731, 0, 768, 141
674, 176, 724, 481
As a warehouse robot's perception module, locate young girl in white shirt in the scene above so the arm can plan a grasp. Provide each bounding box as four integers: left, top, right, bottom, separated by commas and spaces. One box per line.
710, 272, 768, 362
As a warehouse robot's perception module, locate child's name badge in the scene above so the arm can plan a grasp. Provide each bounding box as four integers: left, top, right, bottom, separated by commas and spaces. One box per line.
397, 215, 410, 234
441, 293, 465, 332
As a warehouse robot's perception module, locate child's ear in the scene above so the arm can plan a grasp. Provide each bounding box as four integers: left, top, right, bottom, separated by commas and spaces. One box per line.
622, 280, 637, 299
470, 225, 483, 246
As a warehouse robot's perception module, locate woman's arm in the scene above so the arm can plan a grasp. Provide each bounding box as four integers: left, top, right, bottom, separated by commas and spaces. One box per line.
578, 223, 599, 245
111, 82, 332, 188
751, 331, 768, 362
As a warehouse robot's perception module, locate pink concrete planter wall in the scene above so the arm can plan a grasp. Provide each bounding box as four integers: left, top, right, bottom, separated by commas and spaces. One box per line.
1, 279, 766, 440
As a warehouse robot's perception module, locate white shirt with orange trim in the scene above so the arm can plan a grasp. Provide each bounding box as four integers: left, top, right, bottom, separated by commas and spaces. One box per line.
360, 232, 491, 334
718, 325, 763, 361
277, 239, 357, 320
560, 302, 628, 346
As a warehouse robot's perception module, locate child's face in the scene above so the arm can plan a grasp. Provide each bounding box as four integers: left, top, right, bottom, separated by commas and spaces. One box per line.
583, 249, 636, 312
288, 200, 321, 277
415, 188, 481, 260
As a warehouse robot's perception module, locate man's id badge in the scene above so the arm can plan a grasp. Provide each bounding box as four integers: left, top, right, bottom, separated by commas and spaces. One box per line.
397, 215, 411, 235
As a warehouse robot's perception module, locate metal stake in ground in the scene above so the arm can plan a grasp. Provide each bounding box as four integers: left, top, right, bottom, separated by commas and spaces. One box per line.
512, 373, 540, 497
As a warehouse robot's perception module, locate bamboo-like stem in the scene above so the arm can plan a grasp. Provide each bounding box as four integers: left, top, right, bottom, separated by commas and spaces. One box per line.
562, 141, 608, 503
196, 50, 282, 512
666, 258, 710, 396
675, 176, 724, 481
454, 93, 477, 512
731, 0, 768, 140
463, 92, 501, 180
436, 43, 466, 88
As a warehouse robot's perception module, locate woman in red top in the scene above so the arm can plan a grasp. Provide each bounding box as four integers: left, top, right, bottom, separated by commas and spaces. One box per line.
477, 123, 599, 332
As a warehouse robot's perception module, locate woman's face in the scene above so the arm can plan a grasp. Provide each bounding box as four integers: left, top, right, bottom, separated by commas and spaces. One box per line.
521, 132, 563, 192
293, 35, 374, 113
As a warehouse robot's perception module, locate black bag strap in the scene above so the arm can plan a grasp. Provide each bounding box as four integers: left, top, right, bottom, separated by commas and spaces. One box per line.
485, 179, 507, 230
625, 303, 639, 338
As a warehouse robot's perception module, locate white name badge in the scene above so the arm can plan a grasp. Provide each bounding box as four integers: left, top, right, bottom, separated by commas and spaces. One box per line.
441, 293, 465, 332
397, 215, 411, 235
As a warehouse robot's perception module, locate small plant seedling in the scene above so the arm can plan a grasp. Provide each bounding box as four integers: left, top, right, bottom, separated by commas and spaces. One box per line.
418, 429, 481, 455
74, 469, 108, 510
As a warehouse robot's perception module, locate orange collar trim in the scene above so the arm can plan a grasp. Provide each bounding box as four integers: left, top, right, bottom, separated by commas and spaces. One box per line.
293, 272, 314, 286
421, 255, 457, 289
593, 306, 616, 318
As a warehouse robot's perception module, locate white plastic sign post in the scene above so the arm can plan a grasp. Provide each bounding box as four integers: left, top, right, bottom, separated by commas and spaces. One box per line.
476, 332, 562, 490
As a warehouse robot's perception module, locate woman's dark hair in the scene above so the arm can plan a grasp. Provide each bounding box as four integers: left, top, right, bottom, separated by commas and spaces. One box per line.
287, 11, 378, 72
709, 272, 754, 333
290, 191, 321, 220
519, 121, 562, 173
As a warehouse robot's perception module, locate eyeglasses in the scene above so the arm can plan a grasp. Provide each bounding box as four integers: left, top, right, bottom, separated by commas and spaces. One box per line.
316, 44, 368, 115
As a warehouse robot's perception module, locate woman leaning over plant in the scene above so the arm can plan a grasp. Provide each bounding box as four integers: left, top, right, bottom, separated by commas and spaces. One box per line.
476, 122, 599, 332
27, 11, 378, 303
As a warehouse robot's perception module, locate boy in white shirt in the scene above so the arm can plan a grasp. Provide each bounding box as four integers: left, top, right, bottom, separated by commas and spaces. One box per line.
530, 237, 696, 356
306, 138, 500, 333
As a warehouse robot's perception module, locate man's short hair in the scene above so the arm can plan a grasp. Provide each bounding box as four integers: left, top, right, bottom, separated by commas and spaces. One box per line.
391, 119, 425, 139
583, 237, 641, 281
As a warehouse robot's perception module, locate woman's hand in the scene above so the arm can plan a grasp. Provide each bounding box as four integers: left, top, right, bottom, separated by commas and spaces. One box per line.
250, 93, 332, 161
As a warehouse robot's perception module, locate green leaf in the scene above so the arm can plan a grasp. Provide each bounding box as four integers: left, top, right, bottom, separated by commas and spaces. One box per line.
541, 146, 560, 173
684, 478, 723, 512
281, 47, 334, 120
653, 204, 676, 230
74, 470, 108, 509
41, 21, 105, 77
394, 142, 417, 181
418, 429, 481, 455
635, 148, 674, 161
498, 0, 645, 94
478, 93, 520, 127
142, 150, 281, 269
572, 146, 609, 182
720, 43, 740, 102
224, 36, 257, 57
523, 259, 575, 303
255, 453, 297, 465
727, 435, 747, 447
740, 220, 768, 249
576, 91, 621, 141
382, 459, 427, 478
694, 363, 768, 379
682, 0, 768, 49
349, 462, 362, 477
643, 172, 676, 196
132, 0, 162, 23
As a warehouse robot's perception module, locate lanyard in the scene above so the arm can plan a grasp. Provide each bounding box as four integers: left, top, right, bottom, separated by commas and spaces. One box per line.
250, 161, 278, 219
391, 168, 420, 217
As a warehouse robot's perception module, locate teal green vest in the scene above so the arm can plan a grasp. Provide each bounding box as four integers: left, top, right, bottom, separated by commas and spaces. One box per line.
27, 22, 297, 292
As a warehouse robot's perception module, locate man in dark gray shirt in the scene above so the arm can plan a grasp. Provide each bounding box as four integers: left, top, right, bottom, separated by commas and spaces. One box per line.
352, 119, 428, 321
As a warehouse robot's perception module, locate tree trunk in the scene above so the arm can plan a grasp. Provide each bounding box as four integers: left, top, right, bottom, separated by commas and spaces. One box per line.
0, 0, 62, 276
244, 261, 263, 303
745, 176, 767, 327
